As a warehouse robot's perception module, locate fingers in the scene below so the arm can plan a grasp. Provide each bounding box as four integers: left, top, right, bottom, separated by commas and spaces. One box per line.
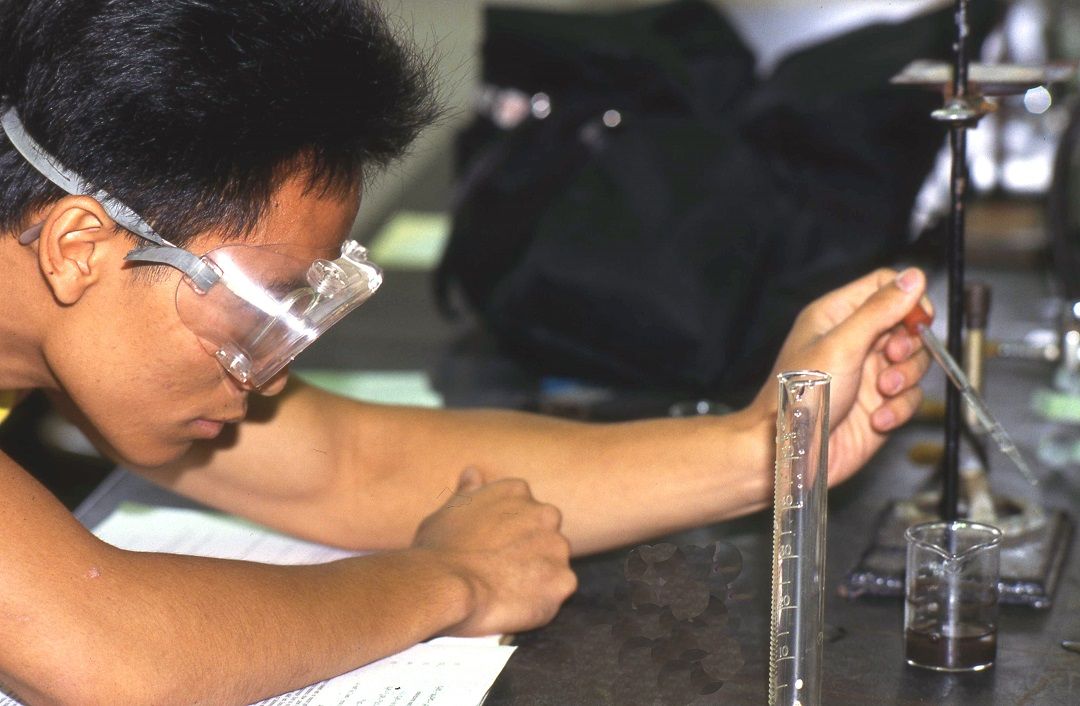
884, 330, 919, 363
456, 466, 484, 492
813, 267, 900, 313
537, 502, 563, 531
421, 474, 575, 636
895, 267, 926, 297
832, 268, 928, 350
871, 385, 924, 432
877, 349, 931, 397
452, 476, 559, 529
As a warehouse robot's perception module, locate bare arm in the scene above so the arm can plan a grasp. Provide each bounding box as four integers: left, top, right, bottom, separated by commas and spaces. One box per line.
8, 268, 925, 702
137, 268, 931, 557
149, 388, 773, 554
0, 453, 573, 706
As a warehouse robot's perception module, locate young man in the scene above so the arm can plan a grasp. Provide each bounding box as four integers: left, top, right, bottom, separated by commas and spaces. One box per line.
0, 1, 930, 703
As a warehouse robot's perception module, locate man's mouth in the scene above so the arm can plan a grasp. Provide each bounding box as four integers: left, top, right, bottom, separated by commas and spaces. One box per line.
191, 414, 244, 438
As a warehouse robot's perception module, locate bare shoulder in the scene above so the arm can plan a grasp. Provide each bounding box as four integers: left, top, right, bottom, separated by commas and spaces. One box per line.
0, 449, 108, 589
0, 449, 120, 701
0, 449, 89, 530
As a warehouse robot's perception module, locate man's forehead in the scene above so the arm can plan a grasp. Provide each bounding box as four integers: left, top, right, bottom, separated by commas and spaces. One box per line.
189, 174, 361, 254
262, 172, 360, 242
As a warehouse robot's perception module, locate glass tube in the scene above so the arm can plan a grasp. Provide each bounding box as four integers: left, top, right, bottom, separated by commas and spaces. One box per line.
769, 371, 830, 706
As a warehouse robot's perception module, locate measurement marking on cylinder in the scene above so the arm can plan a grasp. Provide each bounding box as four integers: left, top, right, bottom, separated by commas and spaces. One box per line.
770, 373, 830, 706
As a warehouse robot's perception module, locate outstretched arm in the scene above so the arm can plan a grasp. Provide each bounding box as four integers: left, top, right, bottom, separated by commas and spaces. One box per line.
136, 268, 931, 556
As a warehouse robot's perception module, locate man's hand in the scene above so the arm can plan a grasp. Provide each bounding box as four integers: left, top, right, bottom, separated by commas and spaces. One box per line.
412, 467, 578, 636
748, 268, 932, 487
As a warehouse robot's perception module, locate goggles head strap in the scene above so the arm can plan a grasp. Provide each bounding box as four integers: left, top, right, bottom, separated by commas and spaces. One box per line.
124, 245, 221, 292
1, 108, 169, 248
1, 107, 220, 287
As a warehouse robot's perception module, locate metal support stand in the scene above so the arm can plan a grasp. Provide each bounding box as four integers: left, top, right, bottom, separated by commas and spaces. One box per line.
842, 0, 1079, 609
937, 0, 975, 522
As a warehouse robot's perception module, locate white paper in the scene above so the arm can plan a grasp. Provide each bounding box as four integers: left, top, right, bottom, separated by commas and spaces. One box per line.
253, 643, 511, 706
92, 502, 364, 564
1, 504, 512, 706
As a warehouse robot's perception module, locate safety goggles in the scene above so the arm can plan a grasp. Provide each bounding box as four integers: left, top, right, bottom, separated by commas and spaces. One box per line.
1, 108, 382, 388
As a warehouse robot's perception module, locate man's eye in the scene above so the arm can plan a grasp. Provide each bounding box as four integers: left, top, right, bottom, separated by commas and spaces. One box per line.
267, 279, 306, 296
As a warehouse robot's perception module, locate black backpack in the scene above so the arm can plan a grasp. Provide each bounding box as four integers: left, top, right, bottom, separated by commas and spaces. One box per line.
436, 0, 1002, 401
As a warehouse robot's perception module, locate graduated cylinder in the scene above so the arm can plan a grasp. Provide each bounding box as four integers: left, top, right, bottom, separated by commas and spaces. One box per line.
769, 371, 830, 706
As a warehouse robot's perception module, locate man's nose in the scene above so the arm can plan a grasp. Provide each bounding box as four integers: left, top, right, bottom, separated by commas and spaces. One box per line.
255, 366, 291, 396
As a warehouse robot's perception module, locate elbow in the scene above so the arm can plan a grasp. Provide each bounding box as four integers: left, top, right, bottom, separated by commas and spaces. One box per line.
3, 674, 114, 706
13, 674, 179, 706
6, 637, 177, 706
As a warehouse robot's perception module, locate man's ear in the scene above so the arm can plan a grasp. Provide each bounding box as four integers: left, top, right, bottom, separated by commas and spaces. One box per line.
36, 196, 121, 304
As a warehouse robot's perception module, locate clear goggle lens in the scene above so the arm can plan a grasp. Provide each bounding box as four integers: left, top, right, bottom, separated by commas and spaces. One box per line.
176, 240, 381, 388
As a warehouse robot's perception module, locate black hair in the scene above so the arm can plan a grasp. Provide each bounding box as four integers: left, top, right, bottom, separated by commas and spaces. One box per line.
0, 0, 439, 246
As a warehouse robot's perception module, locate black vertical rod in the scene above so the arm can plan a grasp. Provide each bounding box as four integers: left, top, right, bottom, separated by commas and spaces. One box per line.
942, 0, 971, 522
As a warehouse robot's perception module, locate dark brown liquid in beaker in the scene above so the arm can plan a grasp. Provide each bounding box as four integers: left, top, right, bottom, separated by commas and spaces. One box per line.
905, 627, 997, 671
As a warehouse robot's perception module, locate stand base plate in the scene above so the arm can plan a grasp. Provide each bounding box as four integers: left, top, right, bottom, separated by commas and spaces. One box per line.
840, 499, 1072, 609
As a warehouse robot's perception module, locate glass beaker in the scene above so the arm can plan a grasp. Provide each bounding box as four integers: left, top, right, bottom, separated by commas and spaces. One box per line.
904, 521, 1002, 672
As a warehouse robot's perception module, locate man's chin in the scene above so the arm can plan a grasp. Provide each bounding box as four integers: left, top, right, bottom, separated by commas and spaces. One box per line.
109, 438, 195, 470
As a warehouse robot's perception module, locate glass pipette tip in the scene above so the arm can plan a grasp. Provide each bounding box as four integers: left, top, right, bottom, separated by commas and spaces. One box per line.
903, 304, 1039, 487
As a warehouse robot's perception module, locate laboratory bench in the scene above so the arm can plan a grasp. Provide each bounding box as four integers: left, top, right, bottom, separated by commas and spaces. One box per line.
478, 263, 1080, 705
7, 260, 1080, 705
476, 263, 1080, 705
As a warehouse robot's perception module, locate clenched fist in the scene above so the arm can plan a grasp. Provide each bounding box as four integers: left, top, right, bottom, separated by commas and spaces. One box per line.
412, 467, 578, 636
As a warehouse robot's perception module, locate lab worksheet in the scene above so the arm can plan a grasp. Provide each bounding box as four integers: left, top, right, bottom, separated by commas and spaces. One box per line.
0, 503, 513, 706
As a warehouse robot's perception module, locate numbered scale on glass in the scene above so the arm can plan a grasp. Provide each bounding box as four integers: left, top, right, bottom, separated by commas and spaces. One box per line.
769, 372, 830, 706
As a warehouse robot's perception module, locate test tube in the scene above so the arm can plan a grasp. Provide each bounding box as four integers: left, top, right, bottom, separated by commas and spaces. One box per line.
769, 371, 830, 706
